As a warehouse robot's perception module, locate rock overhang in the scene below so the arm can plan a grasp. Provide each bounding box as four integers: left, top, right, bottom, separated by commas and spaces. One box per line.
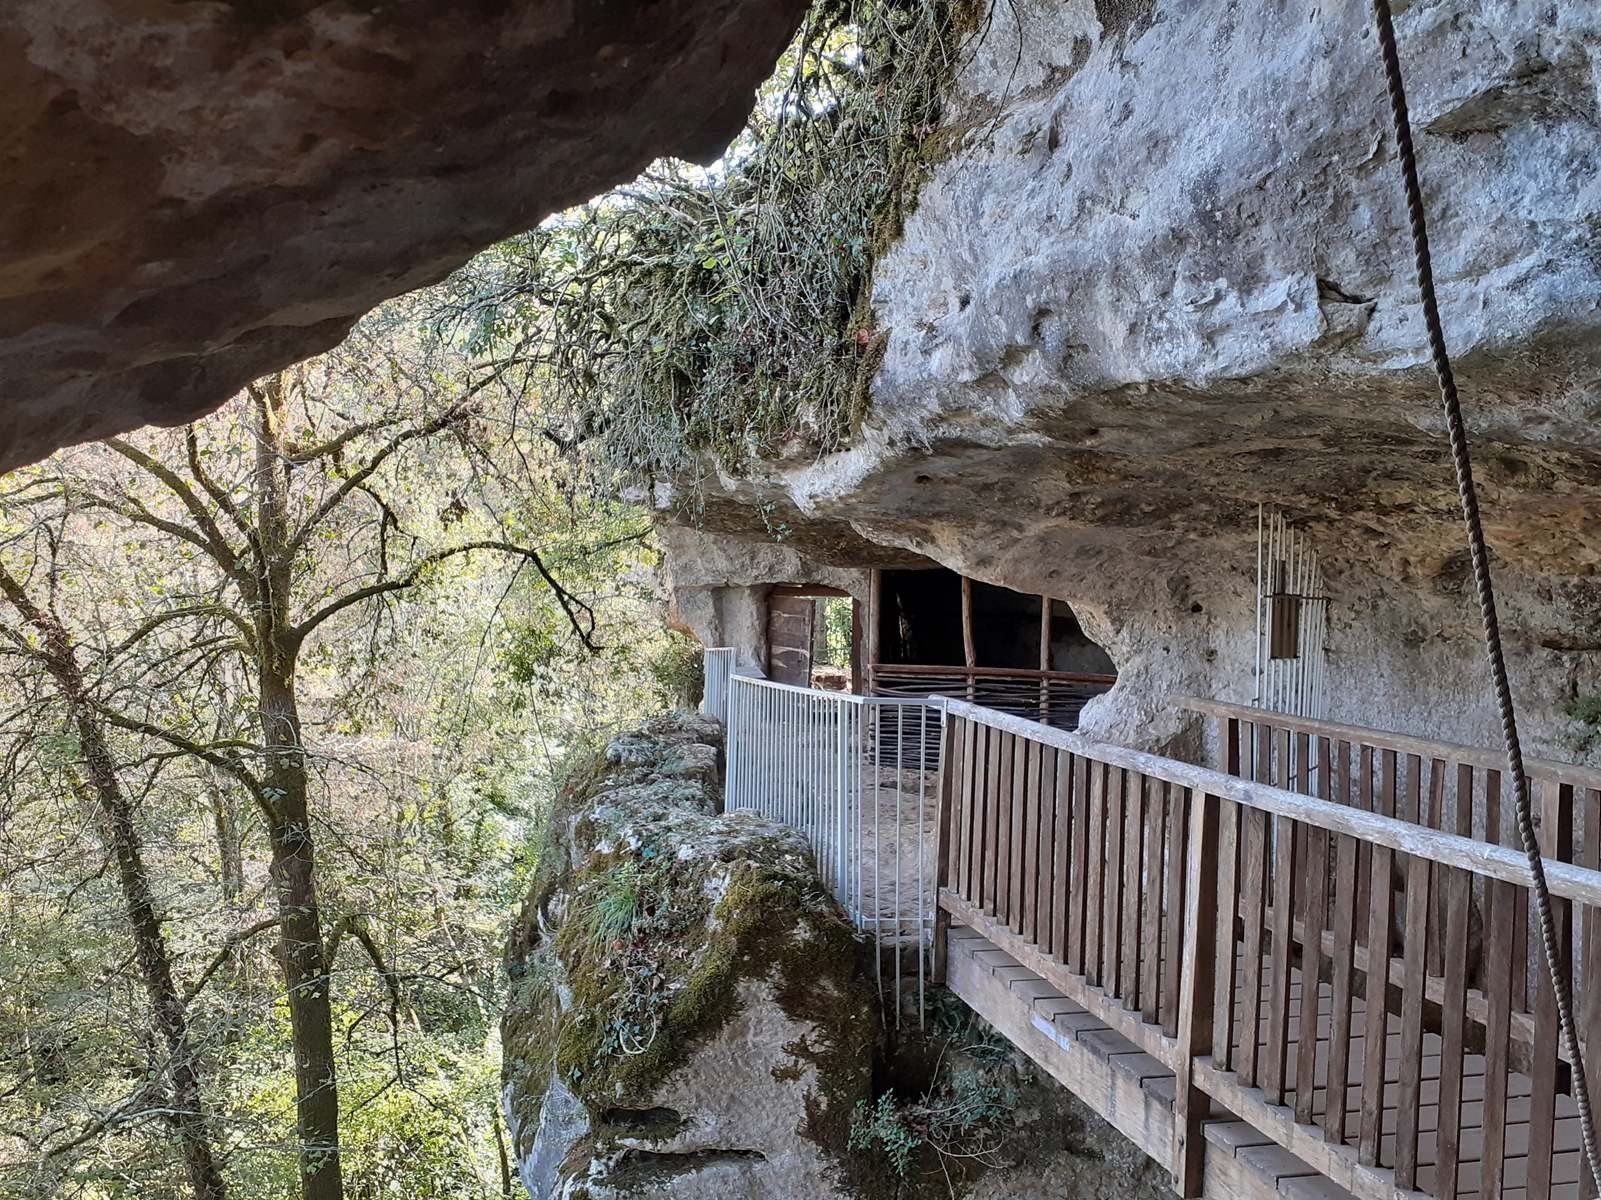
0, 0, 808, 471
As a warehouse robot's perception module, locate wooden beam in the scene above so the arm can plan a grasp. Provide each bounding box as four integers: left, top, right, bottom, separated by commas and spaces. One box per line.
961, 575, 976, 667
866, 568, 881, 687
1039, 595, 1051, 671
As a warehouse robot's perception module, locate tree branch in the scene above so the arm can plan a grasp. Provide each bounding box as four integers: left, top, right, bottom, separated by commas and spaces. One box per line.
182, 916, 283, 1004
287, 392, 486, 557
292, 539, 602, 651
105, 438, 243, 575
93, 707, 267, 812
110, 601, 258, 660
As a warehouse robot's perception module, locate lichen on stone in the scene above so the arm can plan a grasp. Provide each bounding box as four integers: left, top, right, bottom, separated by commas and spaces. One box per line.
501, 709, 877, 1199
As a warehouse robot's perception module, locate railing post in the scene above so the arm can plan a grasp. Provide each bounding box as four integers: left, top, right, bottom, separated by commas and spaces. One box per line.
724, 676, 741, 808
1173, 788, 1221, 1198
931, 707, 957, 985
835, 697, 852, 921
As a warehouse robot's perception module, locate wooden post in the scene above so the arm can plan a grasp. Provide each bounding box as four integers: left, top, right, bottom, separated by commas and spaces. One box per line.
1039, 594, 1052, 724
961, 575, 976, 702
866, 569, 881, 696
1174, 788, 1221, 1197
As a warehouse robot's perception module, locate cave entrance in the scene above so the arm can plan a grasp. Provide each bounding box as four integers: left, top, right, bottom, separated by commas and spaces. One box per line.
866, 567, 1116, 729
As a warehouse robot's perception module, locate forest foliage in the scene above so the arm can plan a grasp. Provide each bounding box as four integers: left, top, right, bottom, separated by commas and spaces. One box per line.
0, 287, 692, 1199
443, 0, 974, 506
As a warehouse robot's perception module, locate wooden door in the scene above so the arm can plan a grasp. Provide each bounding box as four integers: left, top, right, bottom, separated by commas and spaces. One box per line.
766, 591, 814, 685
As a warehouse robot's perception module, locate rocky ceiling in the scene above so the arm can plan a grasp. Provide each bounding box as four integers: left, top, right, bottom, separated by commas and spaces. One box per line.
0, 0, 805, 472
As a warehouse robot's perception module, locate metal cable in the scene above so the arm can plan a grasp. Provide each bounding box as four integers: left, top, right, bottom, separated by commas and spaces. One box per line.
1367, 0, 1601, 1189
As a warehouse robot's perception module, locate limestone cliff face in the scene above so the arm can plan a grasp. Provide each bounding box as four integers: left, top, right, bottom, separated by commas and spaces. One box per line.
500, 713, 876, 1199
664, 0, 1601, 757
0, 0, 803, 471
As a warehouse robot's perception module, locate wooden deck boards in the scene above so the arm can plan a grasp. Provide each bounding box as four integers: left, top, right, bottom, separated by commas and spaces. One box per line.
946, 923, 1586, 1200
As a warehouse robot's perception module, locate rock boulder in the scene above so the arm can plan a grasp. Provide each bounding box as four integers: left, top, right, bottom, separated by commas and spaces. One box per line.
501, 712, 877, 1199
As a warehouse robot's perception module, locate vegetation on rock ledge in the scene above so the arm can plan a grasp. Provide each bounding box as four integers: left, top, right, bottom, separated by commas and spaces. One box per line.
444, 0, 984, 506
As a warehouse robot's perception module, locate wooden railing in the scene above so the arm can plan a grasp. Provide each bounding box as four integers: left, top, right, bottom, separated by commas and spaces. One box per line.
933, 697, 1601, 1200
870, 663, 1115, 728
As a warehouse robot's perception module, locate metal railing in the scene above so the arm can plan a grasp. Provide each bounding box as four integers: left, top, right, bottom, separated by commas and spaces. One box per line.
723, 671, 943, 1024
701, 646, 734, 725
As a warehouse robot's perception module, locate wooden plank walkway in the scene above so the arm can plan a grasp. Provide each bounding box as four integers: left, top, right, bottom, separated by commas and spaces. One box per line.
931, 699, 1601, 1200
947, 925, 1355, 1200
948, 921, 1588, 1199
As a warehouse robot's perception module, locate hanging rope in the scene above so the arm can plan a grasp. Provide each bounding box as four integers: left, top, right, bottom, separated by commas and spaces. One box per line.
1366, 0, 1601, 1190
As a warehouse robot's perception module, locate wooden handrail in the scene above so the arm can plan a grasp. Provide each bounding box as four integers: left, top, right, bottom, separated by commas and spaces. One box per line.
1176, 695, 1601, 792
873, 663, 1117, 686
943, 697, 1601, 907
935, 694, 1601, 1200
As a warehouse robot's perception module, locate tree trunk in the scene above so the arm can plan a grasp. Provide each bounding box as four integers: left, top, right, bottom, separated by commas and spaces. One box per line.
0, 567, 229, 1200
261, 664, 343, 1200
210, 771, 244, 909
252, 378, 345, 1200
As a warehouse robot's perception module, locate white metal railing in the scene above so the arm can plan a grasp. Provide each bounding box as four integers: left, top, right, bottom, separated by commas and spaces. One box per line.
723, 672, 943, 1024
701, 646, 735, 725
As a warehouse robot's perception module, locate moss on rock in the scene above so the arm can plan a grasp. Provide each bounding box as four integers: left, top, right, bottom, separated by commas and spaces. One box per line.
501, 710, 878, 1199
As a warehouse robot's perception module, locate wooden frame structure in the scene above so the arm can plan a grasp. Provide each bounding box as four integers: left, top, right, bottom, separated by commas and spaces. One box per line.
866, 568, 1115, 726
932, 696, 1601, 1200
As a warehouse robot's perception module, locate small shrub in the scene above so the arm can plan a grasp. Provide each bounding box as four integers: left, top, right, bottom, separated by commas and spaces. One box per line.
1561, 693, 1601, 756
589, 863, 643, 948
849, 1092, 921, 1178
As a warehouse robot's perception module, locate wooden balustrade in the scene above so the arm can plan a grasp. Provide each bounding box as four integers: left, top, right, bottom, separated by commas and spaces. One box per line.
933, 697, 1601, 1200
870, 663, 1115, 728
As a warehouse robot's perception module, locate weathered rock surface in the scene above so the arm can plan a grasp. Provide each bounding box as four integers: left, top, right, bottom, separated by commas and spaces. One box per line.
0, 0, 804, 471
664, 0, 1601, 757
501, 712, 876, 1198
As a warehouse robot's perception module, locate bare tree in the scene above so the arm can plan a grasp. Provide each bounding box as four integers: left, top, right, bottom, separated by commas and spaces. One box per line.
40, 364, 598, 1200
0, 550, 229, 1200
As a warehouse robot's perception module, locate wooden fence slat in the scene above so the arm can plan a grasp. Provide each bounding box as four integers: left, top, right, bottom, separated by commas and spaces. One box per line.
1358, 749, 1398, 1167
1141, 777, 1164, 1023
1238, 741, 1270, 1085
1121, 770, 1148, 1009
1483, 905, 1514, 1188
931, 714, 960, 984
1105, 767, 1127, 994
1014, 736, 1035, 938
1264, 810, 1297, 1105
994, 731, 1013, 922
1011, 732, 1037, 940
1085, 760, 1107, 986
1068, 754, 1091, 973
1033, 741, 1056, 948
1048, 750, 1072, 959
1393, 852, 1431, 1189
1324, 826, 1359, 1148
1162, 785, 1187, 1039
1173, 790, 1220, 1198
1425, 758, 1447, 981
1527, 782, 1574, 1200
1213, 800, 1242, 1072
1433, 763, 1474, 1200
1355, 746, 1375, 952
957, 719, 976, 902
1294, 751, 1330, 1125
983, 725, 1002, 914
